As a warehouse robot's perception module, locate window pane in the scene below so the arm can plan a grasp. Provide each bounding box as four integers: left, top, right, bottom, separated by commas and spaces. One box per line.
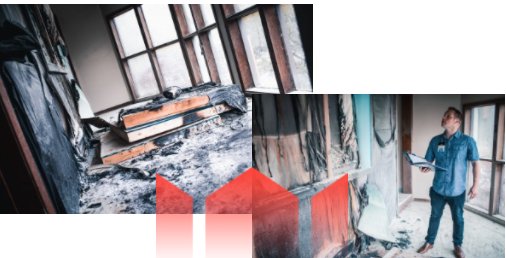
498, 165, 504, 217
238, 12, 278, 90
234, 4, 255, 13
192, 36, 210, 83
277, 5, 312, 92
113, 10, 146, 56
468, 161, 492, 212
209, 29, 232, 84
156, 44, 192, 88
182, 4, 196, 34
497, 104, 504, 161
127, 54, 159, 99
471, 105, 495, 159
200, 4, 215, 26
142, 4, 178, 46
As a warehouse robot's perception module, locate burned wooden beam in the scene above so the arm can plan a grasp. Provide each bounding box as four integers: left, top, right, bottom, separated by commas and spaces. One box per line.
101, 115, 221, 164
121, 95, 210, 129
113, 103, 231, 143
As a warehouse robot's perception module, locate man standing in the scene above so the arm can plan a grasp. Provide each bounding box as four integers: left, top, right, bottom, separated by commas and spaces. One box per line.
416, 107, 480, 258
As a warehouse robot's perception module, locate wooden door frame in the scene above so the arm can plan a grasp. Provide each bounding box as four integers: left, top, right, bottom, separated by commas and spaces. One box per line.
0, 76, 56, 213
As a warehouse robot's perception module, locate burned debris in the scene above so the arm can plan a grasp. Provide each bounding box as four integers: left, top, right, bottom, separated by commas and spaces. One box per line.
80, 83, 251, 214
0, 4, 251, 214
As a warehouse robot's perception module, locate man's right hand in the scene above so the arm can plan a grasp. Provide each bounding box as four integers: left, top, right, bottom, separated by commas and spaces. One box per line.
420, 167, 431, 173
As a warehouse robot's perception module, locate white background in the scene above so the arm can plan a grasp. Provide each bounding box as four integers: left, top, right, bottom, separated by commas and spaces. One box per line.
1, 1, 506, 257
314, 0, 506, 94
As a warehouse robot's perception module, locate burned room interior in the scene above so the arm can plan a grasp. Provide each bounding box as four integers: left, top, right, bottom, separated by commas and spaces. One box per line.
0, 4, 313, 214
252, 94, 504, 257
1, 3, 504, 258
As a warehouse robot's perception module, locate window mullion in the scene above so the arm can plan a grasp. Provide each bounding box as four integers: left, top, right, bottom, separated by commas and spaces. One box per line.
489, 104, 501, 215
122, 59, 139, 99
110, 19, 126, 58
135, 6, 165, 93
136, 6, 153, 49
123, 49, 149, 60
199, 33, 220, 83
179, 4, 204, 84
190, 4, 205, 29
220, 5, 254, 90
259, 5, 295, 93
109, 16, 135, 100
184, 39, 203, 84
190, 5, 219, 83
221, 4, 235, 17
151, 39, 180, 51
171, 5, 198, 86
213, 5, 241, 86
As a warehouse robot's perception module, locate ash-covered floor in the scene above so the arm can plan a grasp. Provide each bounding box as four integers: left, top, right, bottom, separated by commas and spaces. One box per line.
79, 98, 252, 214
357, 200, 504, 258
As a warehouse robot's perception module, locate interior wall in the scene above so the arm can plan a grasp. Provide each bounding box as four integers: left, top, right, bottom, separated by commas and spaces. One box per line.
51, 4, 131, 113
0, 4, 90, 213
412, 94, 461, 199
99, 4, 129, 17
253, 95, 326, 189
462, 94, 504, 105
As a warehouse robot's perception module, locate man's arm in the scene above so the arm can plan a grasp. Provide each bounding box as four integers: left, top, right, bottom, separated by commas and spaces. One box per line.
468, 161, 480, 199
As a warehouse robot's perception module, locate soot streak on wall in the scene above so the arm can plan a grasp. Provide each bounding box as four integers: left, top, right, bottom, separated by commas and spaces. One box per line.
253, 94, 327, 190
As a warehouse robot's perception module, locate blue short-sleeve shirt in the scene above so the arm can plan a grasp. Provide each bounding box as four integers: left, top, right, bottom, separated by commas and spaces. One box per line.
424, 130, 479, 197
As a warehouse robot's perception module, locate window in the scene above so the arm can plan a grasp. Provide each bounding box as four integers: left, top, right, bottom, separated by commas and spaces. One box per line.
223, 4, 312, 93
464, 99, 505, 221
110, 4, 312, 99
110, 4, 232, 100
172, 4, 232, 86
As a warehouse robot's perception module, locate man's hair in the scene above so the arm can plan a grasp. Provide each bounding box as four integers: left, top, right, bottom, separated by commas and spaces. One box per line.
447, 106, 463, 122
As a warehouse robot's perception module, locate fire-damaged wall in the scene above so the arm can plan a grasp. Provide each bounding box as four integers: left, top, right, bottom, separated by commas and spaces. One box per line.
252, 94, 399, 257
369, 95, 398, 222
253, 94, 327, 189
0, 5, 88, 213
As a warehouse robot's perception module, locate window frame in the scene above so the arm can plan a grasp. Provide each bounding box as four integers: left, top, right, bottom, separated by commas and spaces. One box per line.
463, 98, 505, 225
108, 4, 232, 101
109, 5, 165, 101
108, 4, 312, 102
173, 4, 231, 85
222, 4, 310, 94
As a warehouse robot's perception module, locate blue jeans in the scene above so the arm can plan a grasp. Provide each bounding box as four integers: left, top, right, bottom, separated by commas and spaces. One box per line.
425, 187, 465, 246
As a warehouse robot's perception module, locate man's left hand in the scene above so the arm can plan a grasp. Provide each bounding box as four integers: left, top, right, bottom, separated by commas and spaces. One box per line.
468, 185, 478, 199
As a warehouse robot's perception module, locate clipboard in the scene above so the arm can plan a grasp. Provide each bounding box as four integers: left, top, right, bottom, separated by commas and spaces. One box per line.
403, 152, 447, 171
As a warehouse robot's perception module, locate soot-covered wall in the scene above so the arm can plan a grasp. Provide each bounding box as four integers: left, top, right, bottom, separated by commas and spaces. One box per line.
252, 94, 400, 256
253, 94, 327, 189
0, 5, 87, 213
